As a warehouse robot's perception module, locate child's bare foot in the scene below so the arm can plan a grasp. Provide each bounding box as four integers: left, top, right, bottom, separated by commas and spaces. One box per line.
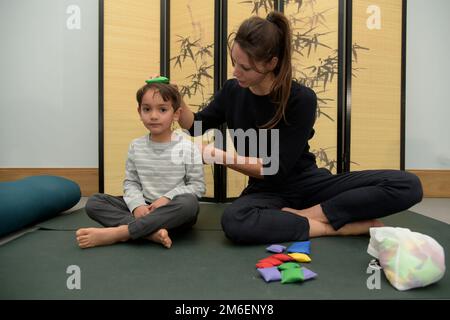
147, 229, 172, 248
76, 226, 130, 249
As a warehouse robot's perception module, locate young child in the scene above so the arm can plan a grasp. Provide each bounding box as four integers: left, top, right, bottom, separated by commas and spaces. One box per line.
76, 81, 205, 249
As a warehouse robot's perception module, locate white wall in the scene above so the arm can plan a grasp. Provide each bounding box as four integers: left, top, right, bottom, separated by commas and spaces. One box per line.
0, 0, 98, 168
406, 0, 450, 169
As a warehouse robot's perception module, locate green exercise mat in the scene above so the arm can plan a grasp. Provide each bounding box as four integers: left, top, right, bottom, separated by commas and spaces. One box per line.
0, 209, 448, 299
36, 202, 227, 231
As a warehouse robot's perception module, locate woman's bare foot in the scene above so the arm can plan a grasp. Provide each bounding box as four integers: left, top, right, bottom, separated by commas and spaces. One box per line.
283, 205, 385, 237
146, 229, 172, 249
76, 225, 130, 249
308, 219, 385, 238
336, 219, 384, 236
282, 205, 329, 223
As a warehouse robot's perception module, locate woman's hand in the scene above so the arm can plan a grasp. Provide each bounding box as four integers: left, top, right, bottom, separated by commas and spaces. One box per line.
198, 143, 214, 164
196, 143, 218, 164
196, 143, 263, 179
196, 143, 236, 165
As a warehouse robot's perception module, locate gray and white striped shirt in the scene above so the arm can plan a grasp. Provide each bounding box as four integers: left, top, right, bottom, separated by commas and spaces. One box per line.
123, 133, 205, 212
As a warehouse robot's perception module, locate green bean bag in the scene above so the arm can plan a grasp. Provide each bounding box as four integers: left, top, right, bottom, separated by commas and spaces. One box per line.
0, 175, 81, 237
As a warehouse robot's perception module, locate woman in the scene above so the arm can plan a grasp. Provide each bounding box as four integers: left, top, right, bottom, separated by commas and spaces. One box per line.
175, 11, 422, 244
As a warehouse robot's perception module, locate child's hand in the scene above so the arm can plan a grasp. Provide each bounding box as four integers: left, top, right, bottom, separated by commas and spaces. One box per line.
133, 205, 151, 219
148, 196, 171, 213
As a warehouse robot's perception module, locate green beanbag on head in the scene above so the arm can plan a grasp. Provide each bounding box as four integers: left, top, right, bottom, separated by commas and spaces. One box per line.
0, 175, 81, 237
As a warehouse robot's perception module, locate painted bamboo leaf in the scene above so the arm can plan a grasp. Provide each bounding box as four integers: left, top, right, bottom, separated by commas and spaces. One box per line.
239, 0, 274, 15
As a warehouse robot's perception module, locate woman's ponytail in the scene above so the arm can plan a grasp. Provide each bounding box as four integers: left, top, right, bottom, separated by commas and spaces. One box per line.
263, 11, 292, 128
233, 11, 293, 128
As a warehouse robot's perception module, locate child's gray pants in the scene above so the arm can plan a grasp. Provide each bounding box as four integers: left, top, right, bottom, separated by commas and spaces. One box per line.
85, 193, 199, 239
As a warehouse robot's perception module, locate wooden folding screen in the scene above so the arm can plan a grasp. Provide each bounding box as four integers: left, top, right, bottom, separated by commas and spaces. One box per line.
102, 0, 404, 199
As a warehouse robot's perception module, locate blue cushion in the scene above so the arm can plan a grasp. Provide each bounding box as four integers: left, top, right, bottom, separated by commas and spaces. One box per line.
0, 175, 81, 237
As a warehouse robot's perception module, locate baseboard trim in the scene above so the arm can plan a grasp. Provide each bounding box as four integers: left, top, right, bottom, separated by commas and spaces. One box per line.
1, 168, 446, 198
408, 169, 450, 198
0, 168, 98, 197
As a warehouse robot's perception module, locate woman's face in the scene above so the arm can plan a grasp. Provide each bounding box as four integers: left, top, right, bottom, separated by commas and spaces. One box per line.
231, 43, 272, 89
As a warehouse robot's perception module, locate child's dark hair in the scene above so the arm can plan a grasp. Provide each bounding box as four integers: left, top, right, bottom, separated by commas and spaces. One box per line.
136, 83, 181, 111
229, 11, 292, 128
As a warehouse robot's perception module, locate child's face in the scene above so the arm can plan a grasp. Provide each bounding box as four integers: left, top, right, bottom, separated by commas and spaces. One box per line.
139, 88, 180, 137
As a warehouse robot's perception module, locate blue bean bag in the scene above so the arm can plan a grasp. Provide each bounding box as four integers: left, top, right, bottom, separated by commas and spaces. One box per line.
0, 175, 81, 237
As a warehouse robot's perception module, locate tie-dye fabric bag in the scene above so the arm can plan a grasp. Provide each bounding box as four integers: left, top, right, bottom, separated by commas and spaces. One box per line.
367, 227, 446, 291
